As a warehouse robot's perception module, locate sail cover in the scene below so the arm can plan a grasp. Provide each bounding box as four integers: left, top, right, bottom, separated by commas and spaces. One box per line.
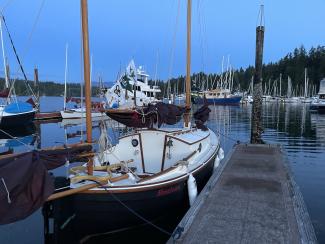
193, 102, 211, 131
106, 102, 185, 128
0, 152, 54, 225
0, 143, 92, 224
4, 101, 33, 113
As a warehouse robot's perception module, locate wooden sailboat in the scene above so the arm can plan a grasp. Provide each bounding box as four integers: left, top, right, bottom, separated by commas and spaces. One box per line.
60, 44, 105, 119
44, 0, 224, 241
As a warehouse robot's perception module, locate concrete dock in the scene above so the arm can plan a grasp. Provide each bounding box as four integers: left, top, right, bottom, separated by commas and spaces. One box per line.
169, 144, 317, 243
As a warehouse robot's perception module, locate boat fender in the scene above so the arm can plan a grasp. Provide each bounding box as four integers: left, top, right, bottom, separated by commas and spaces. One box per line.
214, 155, 220, 170
187, 173, 197, 206
218, 148, 224, 160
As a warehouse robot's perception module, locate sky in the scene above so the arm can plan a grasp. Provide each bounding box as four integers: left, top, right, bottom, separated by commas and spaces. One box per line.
0, 0, 324, 84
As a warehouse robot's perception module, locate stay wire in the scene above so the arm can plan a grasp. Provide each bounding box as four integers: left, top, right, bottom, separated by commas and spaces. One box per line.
0, 0, 46, 101
1, 15, 36, 100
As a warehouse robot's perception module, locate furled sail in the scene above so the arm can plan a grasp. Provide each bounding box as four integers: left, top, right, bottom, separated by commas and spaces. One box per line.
106, 102, 185, 128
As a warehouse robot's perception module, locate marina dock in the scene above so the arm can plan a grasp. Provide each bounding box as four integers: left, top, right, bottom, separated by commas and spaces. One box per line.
169, 144, 317, 243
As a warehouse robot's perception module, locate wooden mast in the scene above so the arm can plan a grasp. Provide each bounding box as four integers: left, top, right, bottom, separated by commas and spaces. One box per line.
184, 0, 192, 127
81, 0, 93, 174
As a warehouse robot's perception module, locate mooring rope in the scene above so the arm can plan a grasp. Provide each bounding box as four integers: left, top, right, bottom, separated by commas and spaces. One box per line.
0, 128, 35, 150
90, 179, 173, 236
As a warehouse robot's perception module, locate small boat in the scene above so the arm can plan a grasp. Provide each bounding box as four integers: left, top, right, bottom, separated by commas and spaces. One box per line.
0, 18, 36, 128
194, 88, 242, 105
0, 101, 36, 128
310, 78, 325, 113
104, 60, 161, 109
60, 107, 105, 119
60, 44, 106, 120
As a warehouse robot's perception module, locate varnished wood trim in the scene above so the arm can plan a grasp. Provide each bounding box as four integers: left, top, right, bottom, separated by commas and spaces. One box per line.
82, 175, 187, 194
160, 135, 168, 171
138, 133, 146, 173
138, 166, 177, 183
79, 144, 219, 194
168, 133, 210, 146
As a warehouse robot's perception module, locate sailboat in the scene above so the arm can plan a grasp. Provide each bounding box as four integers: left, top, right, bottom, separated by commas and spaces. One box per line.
284, 76, 300, 103
45, 0, 224, 240
0, 16, 36, 128
310, 78, 325, 113
60, 44, 106, 119
300, 68, 312, 103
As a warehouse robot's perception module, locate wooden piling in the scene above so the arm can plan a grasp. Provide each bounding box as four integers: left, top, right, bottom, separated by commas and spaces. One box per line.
34, 68, 40, 110
251, 6, 265, 144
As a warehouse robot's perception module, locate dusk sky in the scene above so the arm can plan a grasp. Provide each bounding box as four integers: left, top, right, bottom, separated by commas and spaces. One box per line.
0, 0, 324, 83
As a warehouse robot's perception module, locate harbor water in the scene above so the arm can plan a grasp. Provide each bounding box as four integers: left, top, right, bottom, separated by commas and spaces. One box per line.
0, 97, 324, 243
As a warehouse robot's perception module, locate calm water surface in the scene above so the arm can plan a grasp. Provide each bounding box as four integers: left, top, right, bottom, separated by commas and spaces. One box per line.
0, 97, 324, 243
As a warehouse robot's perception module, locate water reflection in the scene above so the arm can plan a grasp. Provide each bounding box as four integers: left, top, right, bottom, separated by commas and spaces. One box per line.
0, 123, 37, 153
0, 100, 325, 243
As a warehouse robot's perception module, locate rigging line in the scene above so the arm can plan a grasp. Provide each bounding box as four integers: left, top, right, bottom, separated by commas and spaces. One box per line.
167, 0, 181, 85
91, 179, 173, 236
21, 0, 46, 59
1, 15, 37, 100
1, 0, 45, 102
0, 128, 35, 150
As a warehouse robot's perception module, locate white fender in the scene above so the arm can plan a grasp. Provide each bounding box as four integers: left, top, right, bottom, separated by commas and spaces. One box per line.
218, 148, 224, 160
187, 173, 198, 206
214, 155, 220, 170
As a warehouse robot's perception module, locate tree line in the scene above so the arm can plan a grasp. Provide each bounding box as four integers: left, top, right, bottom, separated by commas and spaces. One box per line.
1, 45, 324, 97
153, 45, 325, 97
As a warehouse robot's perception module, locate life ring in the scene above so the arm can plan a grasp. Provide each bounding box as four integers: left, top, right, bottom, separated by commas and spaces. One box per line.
114, 85, 121, 97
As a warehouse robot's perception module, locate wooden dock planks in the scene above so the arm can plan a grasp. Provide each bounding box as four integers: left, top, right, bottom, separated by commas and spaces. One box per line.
169, 144, 317, 244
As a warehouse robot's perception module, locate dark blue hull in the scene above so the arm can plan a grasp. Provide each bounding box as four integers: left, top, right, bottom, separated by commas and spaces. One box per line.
195, 96, 242, 105
43, 151, 217, 243
310, 104, 325, 114
0, 111, 35, 128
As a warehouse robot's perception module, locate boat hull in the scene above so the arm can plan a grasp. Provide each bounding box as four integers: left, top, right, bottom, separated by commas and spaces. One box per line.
60, 110, 105, 119
0, 111, 35, 128
195, 96, 242, 105
310, 103, 325, 113
44, 150, 217, 242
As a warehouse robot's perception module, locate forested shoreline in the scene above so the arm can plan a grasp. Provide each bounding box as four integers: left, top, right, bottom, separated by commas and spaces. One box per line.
1, 45, 324, 97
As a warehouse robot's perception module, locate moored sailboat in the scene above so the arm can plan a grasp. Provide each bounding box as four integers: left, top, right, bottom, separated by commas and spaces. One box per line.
0, 16, 36, 128
310, 78, 325, 113
44, 0, 224, 241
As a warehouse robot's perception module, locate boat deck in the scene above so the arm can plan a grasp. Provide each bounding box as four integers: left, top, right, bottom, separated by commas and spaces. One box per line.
169, 144, 317, 244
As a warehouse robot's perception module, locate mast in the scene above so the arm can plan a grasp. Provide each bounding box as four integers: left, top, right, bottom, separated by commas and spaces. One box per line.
81, 0, 93, 174
184, 0, 192, 127
279, 73, 282, 97
304, 68, 307, 98
0, 16, 9, 89
64, 43, 68, 111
